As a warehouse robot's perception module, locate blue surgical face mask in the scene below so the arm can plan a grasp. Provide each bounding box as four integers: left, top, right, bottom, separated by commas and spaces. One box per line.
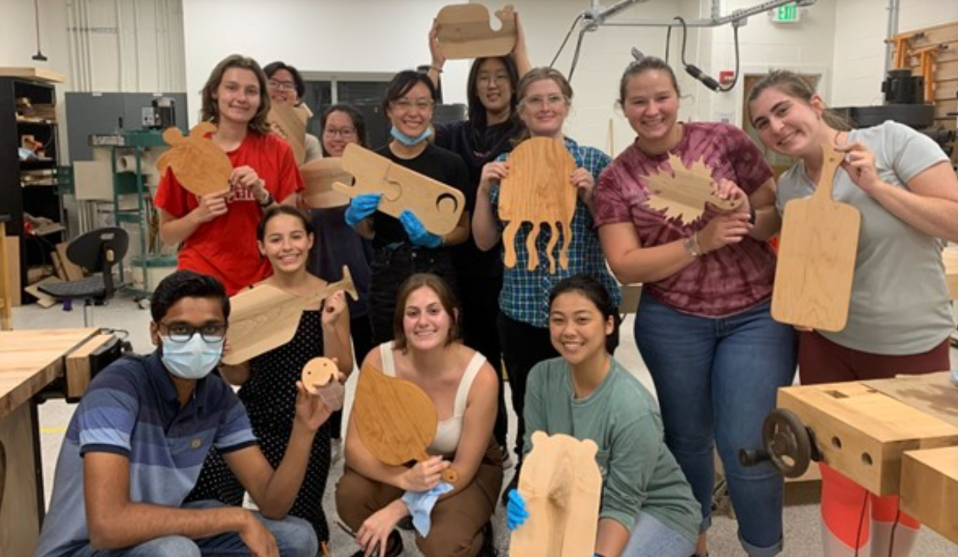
390, 125, 432, 146
160, 334, 224, 380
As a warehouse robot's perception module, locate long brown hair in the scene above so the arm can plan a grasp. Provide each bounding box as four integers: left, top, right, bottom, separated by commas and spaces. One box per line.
200, 54, 272, 135
392, 273, 460, 352
747, 70, 851, 131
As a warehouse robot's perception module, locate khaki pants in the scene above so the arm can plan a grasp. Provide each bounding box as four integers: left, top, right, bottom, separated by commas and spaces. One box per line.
336, 443, 503, 557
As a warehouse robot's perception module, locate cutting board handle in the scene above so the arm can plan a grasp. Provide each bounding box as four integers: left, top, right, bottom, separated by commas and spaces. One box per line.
813, 143, 843, 202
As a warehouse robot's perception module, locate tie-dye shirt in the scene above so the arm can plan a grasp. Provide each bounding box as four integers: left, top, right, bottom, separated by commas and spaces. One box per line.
594, 122, 775, 317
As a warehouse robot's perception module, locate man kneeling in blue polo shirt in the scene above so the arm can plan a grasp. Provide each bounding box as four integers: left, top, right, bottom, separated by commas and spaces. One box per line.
35, 270, 330, 557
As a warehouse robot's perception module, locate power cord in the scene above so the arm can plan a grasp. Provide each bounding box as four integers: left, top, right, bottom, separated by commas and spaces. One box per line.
673, 16, 742, 92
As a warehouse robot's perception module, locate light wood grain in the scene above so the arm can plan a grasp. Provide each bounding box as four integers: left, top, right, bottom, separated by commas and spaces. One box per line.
222, 268, 358, 365
777, 381, 958, 496
645, 154, 742, 223
0, 67, 66, 83
0, 328, 98, 419
333, 144, 465, 236
435, 4, 517, 59
268, 104, 308, 165
156, 123, 232, 196
499, 137, 576, 273
0, 404, 40, 557
65, 333, 115, 399
772, 144, 860, 332
510, 432, 602, 557
301, 158, 352, 208
901, 446, 958, 544
943, 246, 958, 300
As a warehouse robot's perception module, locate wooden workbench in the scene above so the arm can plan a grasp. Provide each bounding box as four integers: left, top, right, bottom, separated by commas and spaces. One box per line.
0, 328, 100, 557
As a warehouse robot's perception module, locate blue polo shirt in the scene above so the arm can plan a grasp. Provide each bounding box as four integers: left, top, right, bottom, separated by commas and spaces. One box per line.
34, 352, 257, 557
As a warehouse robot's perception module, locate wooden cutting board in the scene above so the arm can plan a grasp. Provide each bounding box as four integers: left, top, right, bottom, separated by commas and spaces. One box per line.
301, 357, 345, 411
771, 144, 860, 332
156, 122, 233, 196
333, 143, 465, 236
268, 104, 309, 165
222, 267, 358, 365
435, 4, 517, 59
645, 154, 742, 224
510, 432, 602, 557
352, 361, 458, 483
499, 137, 576, 273
302, 157, 352, 209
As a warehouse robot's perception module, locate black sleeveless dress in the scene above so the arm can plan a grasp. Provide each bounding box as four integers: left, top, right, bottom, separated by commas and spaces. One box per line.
186, 309, 332, 543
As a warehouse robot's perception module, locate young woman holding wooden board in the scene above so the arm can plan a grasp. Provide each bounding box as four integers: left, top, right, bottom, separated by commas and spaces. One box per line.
155, 54, 303, 295
594, 57, 797, 557
336, 273, 501, 557
505, 275, 700, 557
187, 206, 352, 550
748, 69, 958, 557
472, 67, 621, 474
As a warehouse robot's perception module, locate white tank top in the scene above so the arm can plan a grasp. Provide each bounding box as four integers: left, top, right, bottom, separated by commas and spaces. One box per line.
379, 341, 486, 456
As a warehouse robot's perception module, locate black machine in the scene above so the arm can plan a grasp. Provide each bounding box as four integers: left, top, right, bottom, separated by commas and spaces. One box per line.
833, 69, 955, 157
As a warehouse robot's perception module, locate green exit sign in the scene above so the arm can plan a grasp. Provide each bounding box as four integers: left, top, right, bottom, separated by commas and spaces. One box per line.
771, 3, 801, 23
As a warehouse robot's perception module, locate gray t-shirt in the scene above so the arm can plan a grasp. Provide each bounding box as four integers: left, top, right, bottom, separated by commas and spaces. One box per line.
776, 121, 954, 354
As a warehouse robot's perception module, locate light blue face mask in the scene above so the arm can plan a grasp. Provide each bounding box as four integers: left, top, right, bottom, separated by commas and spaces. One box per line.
390, 125, 433, 146
160, 334, 224, 380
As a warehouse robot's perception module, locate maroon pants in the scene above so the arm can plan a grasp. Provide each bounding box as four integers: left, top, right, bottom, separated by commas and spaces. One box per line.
798, 331, 950, 385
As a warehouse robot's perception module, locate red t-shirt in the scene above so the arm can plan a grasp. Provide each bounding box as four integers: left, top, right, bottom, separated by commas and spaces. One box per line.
594, 122, 775, 317
154, 132, 303, 295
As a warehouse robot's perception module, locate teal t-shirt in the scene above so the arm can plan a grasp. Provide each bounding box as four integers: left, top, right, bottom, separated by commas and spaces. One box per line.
522, 357, 700, 542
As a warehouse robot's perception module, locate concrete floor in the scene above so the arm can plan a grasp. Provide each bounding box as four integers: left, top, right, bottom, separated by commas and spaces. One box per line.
12, 295, 956, 556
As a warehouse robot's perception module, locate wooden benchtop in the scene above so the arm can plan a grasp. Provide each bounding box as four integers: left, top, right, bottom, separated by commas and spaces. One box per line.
944, 246, 958, 300
0, 328, 99, 419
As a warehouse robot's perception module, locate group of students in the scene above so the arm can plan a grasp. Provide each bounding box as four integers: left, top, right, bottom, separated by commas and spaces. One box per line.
33, 10, 958, 557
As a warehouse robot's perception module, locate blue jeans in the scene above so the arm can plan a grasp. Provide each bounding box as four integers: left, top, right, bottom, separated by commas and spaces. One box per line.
634, 294, 797, 557
621, 511, 697, 557
71, 500, 318, 557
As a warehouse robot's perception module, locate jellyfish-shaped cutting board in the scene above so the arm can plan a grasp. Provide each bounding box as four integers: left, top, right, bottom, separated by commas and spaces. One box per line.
156, 122, 232, 196
771, 144, 860, 332
332, 143, 465, 236
221, 266, 359, 365
510, 432, 602, 557
499, 137, 576, 273
353, 361, 459, 483
435, 3, 517, 59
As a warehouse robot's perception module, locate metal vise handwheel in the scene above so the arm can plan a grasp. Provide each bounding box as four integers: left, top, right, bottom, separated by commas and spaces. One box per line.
763, 408, 812, 478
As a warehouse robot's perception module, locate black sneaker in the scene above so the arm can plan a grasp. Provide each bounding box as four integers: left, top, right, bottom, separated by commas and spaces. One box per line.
349, 530, 403, 557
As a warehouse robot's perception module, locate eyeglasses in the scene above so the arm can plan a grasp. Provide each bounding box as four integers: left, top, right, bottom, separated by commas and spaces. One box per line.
522, 94, 568, 109
268, 80, 297, 92
477, 73, 510, 87
391, 98, 434, 112
160, 322, 228, 343
324, 127, 357, 139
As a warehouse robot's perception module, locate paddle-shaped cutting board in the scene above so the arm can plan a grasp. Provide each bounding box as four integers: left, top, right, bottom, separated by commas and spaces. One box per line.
222, 267, 359, 365
156, 122, 233, 196
353, 361, 458, 483
268, 103, 309, 165
499, 137, 576, 273
435, 4, 517, 59
302, 157, 352, 209
510, 432, 602, 557
333, 143, 465, 236
771, 144, 860, 332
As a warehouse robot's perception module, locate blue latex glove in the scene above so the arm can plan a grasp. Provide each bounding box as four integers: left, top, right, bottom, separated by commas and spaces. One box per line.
344, 193, 381, 227
401, 482, 454, 537
506, 488, 529, 531
399, 210, 442, 248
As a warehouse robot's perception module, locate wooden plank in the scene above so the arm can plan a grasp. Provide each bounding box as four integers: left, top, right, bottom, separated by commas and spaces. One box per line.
0, 66, 66, 83
3, 237, 19, 308
778, 382, 958, 496
23, 277, 59, 309
65, 333, 115, 399
772, 145, 859, 332
0, 404, 41, 557
901, 446, 958, 544
55, 243, 83, 281
863, 372, 958, 430
0, 329, 98, 419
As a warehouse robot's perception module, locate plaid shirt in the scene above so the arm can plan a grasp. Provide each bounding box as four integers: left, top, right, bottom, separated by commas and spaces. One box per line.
490, 137, 621, 327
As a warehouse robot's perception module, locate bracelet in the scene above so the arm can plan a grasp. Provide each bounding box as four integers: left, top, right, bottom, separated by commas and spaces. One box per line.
258, 191, 274, 207
684, 232, 705, 258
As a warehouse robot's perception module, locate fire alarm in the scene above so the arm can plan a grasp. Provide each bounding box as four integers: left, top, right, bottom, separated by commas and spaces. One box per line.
718, 71, 735, 86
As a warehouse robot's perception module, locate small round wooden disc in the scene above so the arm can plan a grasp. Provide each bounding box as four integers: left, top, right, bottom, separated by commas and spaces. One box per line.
301, 357, 338, 392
